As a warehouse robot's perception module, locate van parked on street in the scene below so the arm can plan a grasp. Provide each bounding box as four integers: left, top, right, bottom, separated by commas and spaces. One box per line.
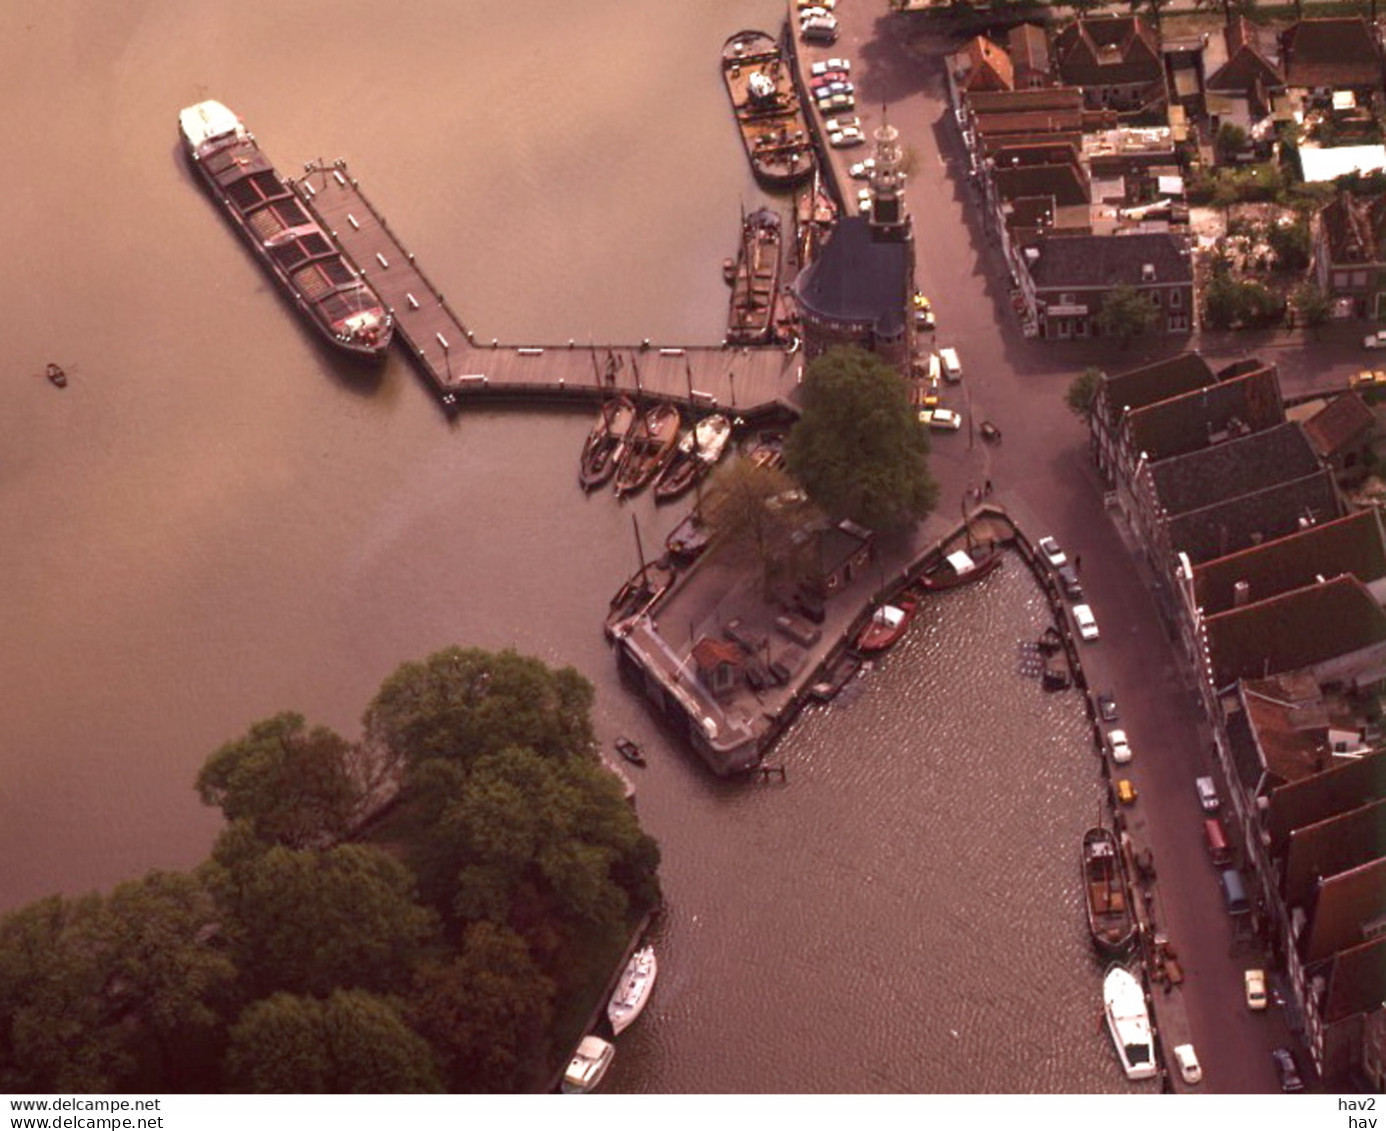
1219, 867, 1249, 914
1195, 775, 1220, 813
1203, 818, 1232, 866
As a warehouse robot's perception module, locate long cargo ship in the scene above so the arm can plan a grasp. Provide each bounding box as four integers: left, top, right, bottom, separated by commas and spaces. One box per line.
721, 30, 815, 190
178, 100, 393, 359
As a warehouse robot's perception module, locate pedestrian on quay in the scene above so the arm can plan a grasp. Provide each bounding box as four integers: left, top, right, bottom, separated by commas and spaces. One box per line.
984, 478, 992, 495
1074, 553, 1082, 573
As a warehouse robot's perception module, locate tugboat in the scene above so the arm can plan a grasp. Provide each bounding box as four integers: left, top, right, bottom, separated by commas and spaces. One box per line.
178, 100, 393, 359
721, 30, 815, 189
725, 208, 783, 345
1082, 827, 1136, 956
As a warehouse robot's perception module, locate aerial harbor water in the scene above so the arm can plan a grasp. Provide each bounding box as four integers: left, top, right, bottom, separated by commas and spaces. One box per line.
1, 0, 1132, 1091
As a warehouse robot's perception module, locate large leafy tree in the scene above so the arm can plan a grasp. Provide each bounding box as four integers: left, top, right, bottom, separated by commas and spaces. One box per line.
363, 647, 596, 774
701, 457, 813, 599
408, 921, 557, 1093
224, 990, 441, 1093
784, 346, 938, 532
1097, 285, 1161, 344
0, 874, 234, 1093
205, 843, 440, 1001
1066, 366, 1105, 423
196, 712, 364, 849
401, 746, 660, 960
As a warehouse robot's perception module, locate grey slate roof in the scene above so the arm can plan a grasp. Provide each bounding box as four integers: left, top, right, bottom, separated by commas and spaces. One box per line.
794, 216, 909, 337
1126, 364, 1283, 462
1284, 798, 1386, 906
1150, 422, 1321, 516
1168, 470, 1342, 565
1029, 232, 1192, 289
1266, 749, 1386, 854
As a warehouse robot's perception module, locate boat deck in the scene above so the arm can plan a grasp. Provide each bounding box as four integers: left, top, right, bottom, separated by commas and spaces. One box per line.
292, 162, 804, 418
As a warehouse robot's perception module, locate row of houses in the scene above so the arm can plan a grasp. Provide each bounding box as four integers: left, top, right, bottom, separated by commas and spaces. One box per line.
949, 17, 1196, 340
1091, 352, 1385, 1090
947, 14, 1386, 339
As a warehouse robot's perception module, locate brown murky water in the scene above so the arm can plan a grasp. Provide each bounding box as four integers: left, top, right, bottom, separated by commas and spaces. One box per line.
0, 0, 1130, 1092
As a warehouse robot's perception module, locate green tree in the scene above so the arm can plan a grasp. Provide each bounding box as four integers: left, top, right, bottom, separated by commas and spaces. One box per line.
224, 989, 441, 1093
205, 843, 440, 1000
1097, 285, 1161, 344
0, 894, 125, 1092
1293, 280, 1333, 329
408, 921, 557, 1092
701, 457, 813, 600
1067, 367, 1105, 423
1216, 122, 1249, 165
196, 712, 365, 849
783, 346, 938, 533
1267, 215, 1312, 273
363, 647, 596, 774
401, 746, 660, 958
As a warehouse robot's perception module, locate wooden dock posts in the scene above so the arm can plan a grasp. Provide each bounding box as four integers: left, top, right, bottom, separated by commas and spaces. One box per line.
291, 160, 805, 419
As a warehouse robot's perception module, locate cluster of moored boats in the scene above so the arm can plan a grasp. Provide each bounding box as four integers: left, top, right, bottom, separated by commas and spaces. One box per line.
561, 944, 659, 1093
578, 395, 733, 503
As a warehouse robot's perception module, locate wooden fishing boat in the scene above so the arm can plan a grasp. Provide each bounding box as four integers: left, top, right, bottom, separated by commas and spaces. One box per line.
1083, 827, 1137, 957
916, 547, 1002, 591
857, 597, 917, 654
721, 30, 815, 189
666, 508, 713, 565
579, 394, 637, 491
604, 556, 678, 640
653, 414, 733, 503
614, 403, 681, 498
726, 208, 783, 345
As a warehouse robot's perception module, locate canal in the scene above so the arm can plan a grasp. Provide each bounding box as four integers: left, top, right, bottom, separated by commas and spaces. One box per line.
0, 0, 1135, 1092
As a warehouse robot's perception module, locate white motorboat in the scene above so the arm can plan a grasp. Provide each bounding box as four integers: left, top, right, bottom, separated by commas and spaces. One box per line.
1103, 963, 1157, 1081
607, 945, 658, 1035
561, 1035, 615, 1093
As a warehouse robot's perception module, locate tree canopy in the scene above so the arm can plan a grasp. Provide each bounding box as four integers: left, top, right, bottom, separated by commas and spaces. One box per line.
1097, 285, 1161, 344
0, 646, 659, 1093
783, 346, 938, 532
225, 990, 441, 1093
363, 647, 596, 774
1066, 367, 1104, 423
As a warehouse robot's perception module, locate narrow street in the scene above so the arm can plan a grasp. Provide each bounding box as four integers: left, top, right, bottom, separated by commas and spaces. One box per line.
803, 4, 1347, 1093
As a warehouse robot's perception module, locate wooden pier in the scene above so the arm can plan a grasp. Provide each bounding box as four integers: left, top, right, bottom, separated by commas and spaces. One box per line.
292, 161, 805, 418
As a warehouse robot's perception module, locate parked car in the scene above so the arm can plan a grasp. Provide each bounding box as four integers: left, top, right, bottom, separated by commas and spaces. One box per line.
829, 126, 864, 148
1245, 968, 1268, 1010
938, 346, 962, 381
919, 408, 962, 431
1271, 1046, 1304, 1092
817, 92, 854, 113
848, 157, 876, 179
810, 56, 849, 76
1057, 562, 1082, 598
1073, 603, 1098, 641
1195, 775, 1220, 813
1365, 331, 1386, 349
856, 187, 872, 214
1172, 1044, 1202, 1085
824, 116, 859, 133
1038, 536, 1066, 568
1351, 368, 1386, 388
1107, 728, 1132, 764
1096, 692, 1118, 722
1116, 778, 1137, 805
799, 0, 836, 10
799, 6, 834, 21
810, 73, 848, 90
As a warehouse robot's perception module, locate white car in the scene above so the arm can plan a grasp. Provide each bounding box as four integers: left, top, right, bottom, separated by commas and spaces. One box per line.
919, 408, 962, 431
799, 0, 837, 9
938, 346, 962, 381
849, 158, 876, 179
1366, 331, 1386, 349
1245, 968, 1268, 1010
1037, 536, 1066, 568
1107, 729, 1132, 765
799, 6, 833, 21
829, 127, 864, 148
810, 56, 849, 76
817, 92, 854, 113
856, 187, 872, 214
1173, 1044, 1202, 1086
1073, 603, 1099, 641
824, 116, 859, 133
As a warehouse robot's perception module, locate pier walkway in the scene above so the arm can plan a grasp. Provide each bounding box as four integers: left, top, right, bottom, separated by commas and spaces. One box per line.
292, 162, 804, 418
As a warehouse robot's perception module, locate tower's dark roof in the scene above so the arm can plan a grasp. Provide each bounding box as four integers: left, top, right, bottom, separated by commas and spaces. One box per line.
794, 216, 908, 336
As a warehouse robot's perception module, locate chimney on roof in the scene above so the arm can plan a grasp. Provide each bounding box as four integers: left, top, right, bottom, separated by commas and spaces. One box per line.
1233, 579, 1251, 606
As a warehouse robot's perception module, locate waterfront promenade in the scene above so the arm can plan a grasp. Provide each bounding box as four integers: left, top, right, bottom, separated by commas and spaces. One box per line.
294, 162, 804, 418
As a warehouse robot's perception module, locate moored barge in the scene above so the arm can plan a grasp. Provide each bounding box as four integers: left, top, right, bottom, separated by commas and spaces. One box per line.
722, 30, 815, 190
726, 208, 783, 345
178, 100, 393, 358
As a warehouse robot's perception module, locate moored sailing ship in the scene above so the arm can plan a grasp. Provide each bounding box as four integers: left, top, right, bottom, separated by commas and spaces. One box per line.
721, 30, 816, 190
178, 100, 393, 359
